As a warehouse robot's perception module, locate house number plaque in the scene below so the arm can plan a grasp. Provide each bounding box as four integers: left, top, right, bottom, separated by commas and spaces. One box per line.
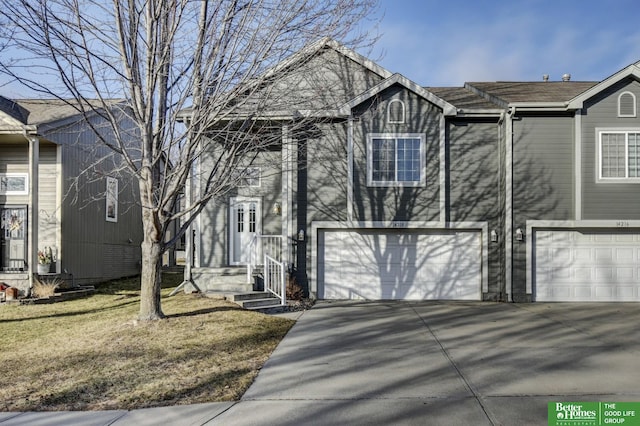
390, 222, 408, 228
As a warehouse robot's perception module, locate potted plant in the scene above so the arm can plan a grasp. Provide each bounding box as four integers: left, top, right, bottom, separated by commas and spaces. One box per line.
37, 246, 53, 274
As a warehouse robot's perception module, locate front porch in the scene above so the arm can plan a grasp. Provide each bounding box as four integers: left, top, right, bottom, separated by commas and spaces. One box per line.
185, 234, 291, 307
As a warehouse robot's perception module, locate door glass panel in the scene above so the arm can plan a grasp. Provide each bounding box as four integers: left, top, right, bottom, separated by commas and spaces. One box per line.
237, 206, 244, 233
0, 207, 27, 271
249, 203, 256, 233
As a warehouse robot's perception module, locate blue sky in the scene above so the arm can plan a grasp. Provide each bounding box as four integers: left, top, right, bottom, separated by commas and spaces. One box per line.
3, 1, 640, 97
362, 0, 640, 86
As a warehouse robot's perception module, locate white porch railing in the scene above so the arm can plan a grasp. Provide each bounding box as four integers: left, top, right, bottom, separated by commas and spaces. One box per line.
264, 254, 286, 306
246, 234, 283, 283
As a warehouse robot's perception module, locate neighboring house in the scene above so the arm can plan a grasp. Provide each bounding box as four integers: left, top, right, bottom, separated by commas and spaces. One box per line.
184, 38, 640, 303
0, 97, 143, 295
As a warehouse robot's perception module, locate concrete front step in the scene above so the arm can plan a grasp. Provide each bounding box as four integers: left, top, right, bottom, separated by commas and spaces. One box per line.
204, 291, 284, 311
242, 297, 285, 310
226, 292, 273, 302
192, 267, 259, 293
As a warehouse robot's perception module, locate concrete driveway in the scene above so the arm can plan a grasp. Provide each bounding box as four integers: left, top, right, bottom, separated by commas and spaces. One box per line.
214, 301, 640, 425
3, 301, 640, 425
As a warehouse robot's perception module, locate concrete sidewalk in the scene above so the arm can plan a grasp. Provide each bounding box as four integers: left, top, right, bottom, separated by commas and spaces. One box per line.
2, 301, 640, 425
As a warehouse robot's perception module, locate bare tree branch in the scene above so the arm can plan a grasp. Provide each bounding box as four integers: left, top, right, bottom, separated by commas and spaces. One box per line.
0, 0, 379, 320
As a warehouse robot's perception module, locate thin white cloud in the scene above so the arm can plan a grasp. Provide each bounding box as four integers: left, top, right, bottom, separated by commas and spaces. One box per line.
372, 0, 640, 85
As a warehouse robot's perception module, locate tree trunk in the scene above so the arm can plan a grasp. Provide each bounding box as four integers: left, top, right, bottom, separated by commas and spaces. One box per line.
138, 209, 165, 320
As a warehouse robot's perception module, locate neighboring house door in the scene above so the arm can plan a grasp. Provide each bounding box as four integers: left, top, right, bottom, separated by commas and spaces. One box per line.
0, 206, 27, 271
229, 197, 261, 265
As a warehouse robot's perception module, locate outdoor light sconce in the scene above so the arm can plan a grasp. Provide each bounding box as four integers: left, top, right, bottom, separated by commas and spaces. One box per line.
490, 229, 498, 242
272, 202, 281, 216
297, 229, 305, 241
515, 228, 524, 241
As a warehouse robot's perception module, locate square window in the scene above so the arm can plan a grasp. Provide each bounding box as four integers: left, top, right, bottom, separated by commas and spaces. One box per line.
367, 134, 425, 187
598, 130, 640, 182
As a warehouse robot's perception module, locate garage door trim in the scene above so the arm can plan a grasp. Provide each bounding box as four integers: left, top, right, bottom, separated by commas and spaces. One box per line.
526, 220, 640, 300
310, 221, 489, 299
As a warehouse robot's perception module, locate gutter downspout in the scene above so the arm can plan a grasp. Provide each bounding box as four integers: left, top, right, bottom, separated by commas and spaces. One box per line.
505, 107, 515, 302
23, 126, 38, 295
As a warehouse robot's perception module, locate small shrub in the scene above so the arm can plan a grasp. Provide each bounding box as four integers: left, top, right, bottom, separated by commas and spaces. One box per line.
286, 275, 304, 301
32, 277, 64, 298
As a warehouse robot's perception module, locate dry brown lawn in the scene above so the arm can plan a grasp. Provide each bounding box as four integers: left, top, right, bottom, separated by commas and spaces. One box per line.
0, 272, 294, 411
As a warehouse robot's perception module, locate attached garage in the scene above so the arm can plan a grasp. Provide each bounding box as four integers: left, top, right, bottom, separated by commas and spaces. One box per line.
316, 228, 483, 300
533, 229, 640, 301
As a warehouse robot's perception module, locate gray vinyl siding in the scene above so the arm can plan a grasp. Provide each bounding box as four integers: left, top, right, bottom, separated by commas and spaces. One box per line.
352, 86, 441, 222
244, 47, 385, 114
447, 119, 502, 297
300, 122, 349, 224
48, 116, 143, 284
581, 78, 640, 219
37, 144, 58, 258
198, 150, 282, 268
294, 121, 348, 291
511, 113, 575, 299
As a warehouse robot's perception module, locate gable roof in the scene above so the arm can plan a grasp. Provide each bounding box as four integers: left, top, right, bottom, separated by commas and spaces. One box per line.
273, 37, 393, 82
0, 97, 125, 137
0, 96, 30, 123
339, 73, 458, 116
568, 61, 640, 109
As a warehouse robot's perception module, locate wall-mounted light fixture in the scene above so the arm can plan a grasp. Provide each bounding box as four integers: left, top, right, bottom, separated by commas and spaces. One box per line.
297, 229, 305, 241
272, 202, 281, 216
515, 228, 524, 241
490, 230, 498, 242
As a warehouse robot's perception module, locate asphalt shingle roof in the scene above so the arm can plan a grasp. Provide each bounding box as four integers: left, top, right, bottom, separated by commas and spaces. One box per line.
465, 81, 599, 105
427, 87, 499, 110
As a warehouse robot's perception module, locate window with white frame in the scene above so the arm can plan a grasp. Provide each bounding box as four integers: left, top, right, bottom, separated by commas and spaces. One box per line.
232, 167, 261, 187
0, 173, 28, 195
618, 92, 636, 117
598, 130, 640, 181
367, 133, 426, 187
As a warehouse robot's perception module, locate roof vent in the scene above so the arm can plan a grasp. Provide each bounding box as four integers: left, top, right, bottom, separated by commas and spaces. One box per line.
562, 73, 571, 82
543, 74, 549, 82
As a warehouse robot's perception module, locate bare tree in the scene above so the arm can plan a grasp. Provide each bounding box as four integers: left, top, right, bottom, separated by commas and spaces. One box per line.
0, 0, 378, 320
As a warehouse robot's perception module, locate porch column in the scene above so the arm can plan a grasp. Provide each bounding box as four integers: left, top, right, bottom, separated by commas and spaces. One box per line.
281, 125, 292, 266
28, 135, 39, 289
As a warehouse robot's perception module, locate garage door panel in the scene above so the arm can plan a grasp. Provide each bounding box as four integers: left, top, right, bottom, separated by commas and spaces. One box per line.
320, 229, 482, 301
535, 229, 640, 302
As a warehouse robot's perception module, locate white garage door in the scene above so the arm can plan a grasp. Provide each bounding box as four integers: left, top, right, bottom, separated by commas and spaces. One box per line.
534, 229, 640, 301
318, 229, 482, 300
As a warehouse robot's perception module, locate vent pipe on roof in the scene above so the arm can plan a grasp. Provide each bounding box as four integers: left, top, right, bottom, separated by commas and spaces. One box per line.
562, 73, 571, 81
543, 74, 549, 82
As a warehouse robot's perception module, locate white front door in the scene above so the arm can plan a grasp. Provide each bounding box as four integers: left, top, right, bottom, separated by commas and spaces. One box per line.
229, 197, 261, 265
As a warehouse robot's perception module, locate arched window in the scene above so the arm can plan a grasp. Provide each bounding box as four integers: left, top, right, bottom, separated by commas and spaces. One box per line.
387, 99, 405, 124
618, 91, 636, 117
